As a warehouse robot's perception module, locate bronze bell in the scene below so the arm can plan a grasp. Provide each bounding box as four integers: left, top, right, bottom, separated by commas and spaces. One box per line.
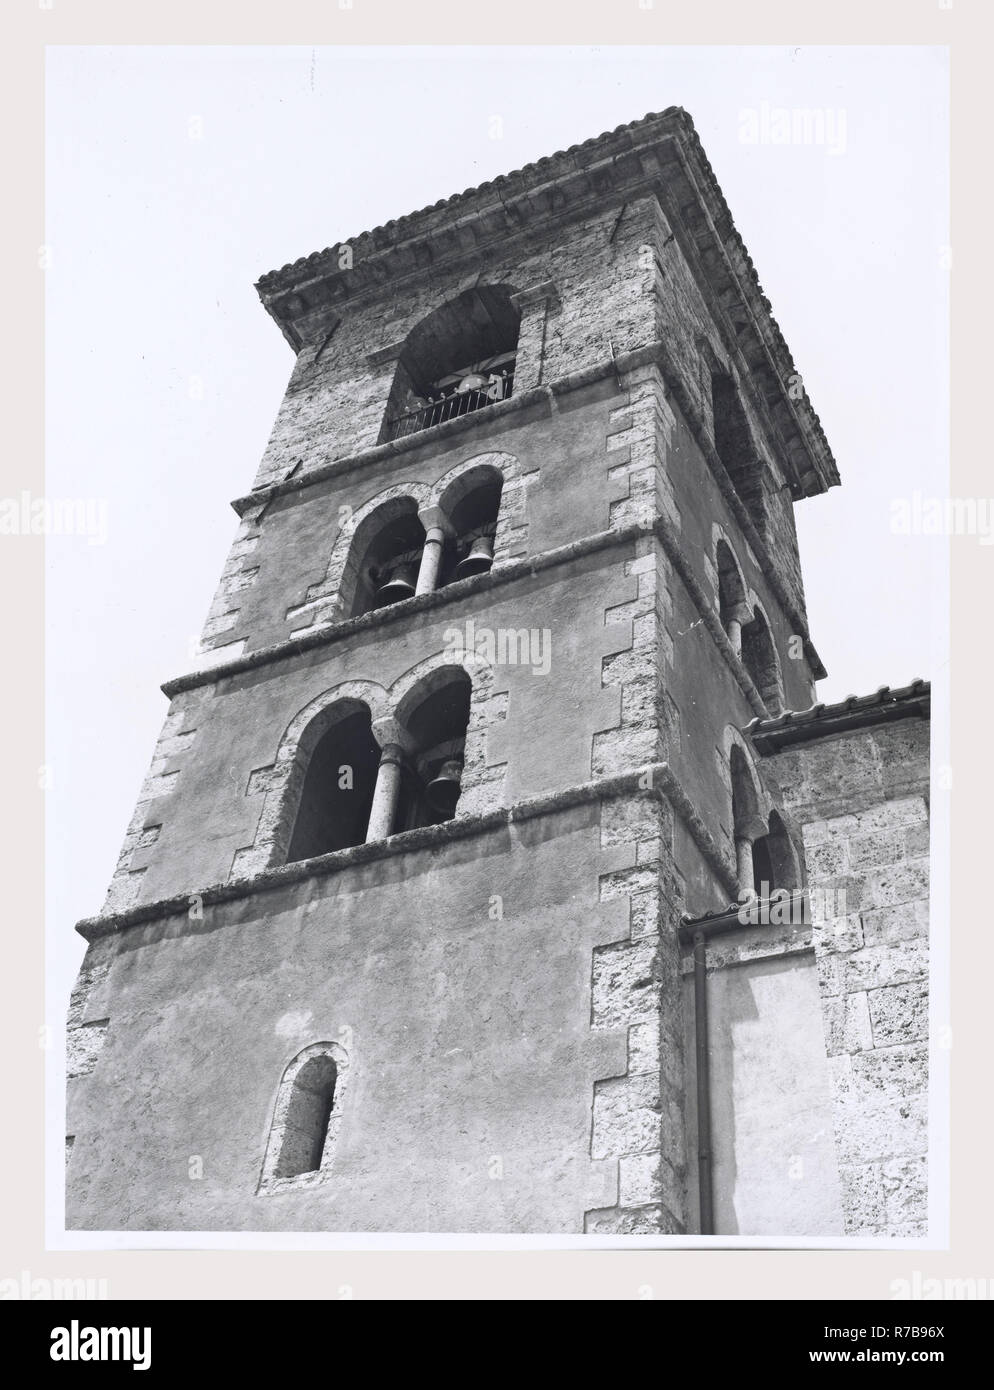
373, 561, 418, 608
425, 758, 463, 817
454, 534, 494, 581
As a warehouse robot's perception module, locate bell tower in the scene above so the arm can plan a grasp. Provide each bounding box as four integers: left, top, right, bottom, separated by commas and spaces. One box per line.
67, 109, 927, 1238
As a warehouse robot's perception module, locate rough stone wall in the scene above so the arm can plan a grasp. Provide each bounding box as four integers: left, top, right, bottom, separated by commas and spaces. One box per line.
599, 353, 812, 887
192, 185, 812, 670
175, 197, 821, 878
766, 717, 931, 1236
248, 197, 661, 494
66, 937, 116, 1084
195, 504, 265, 657
594, 538, 668, 778
101, 697, 203, 914
656, 398, 816, 715
586, 793, 687, 1233
758, 450, 806, 619
608, 360, 681, 537
646, 195, 808, 620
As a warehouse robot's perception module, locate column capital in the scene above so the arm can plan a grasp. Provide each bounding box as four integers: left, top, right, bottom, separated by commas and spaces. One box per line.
417, 505, 456, 538
729, 601, 753, 627
735, 815, 768, 843
370, 716, 416, 756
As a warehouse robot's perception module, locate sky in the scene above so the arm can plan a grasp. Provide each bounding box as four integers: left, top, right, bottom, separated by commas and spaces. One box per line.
45, 44, 949, 1002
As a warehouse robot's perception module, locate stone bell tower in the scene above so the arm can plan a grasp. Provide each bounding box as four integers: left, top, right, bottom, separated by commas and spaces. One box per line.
66, 108, 929, 1237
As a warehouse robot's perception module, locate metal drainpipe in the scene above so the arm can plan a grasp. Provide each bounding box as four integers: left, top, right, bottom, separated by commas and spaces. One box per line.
693, 928, 714, 1235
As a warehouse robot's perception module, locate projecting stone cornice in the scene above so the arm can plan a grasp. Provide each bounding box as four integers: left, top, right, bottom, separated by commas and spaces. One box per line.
254, 107, 839, 496
234, 339, 823, 512
256, 110, 690, 301
161, 508, 822, 707
74, 761, 739, 942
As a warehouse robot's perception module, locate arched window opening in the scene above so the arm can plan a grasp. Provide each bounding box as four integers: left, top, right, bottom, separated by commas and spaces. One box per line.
750, 810, 801, 899
711, 372, 766, 533
259, 1041, 351, 1193
383, 287, 520, 442
395, 673, 472, 831
740, 607, 784, 716
348, 501, 426, 618
730, 745, 761, 831
438, 469, 504, 587
751, 836, 774, 898
274, 1054, 338, 1180
287, 703, 380, 862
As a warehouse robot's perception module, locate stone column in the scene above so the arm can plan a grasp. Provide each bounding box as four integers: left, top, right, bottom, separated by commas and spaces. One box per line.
726, 602, 751, 660
366, 718, 415, 842
414, 505, 455, 596
735, 835, 756, 901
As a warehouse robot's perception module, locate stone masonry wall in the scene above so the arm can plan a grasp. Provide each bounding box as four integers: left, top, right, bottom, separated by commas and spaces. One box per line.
101, 695, 204, 914
250, 196, 662, 494
646, 193, 808, 620
766, 716, 930, 1237
190, 181, 814, 693
586, 793, 687, 1233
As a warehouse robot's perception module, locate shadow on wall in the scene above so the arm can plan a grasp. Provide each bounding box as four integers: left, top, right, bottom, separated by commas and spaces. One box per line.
685, 950, 844, 1237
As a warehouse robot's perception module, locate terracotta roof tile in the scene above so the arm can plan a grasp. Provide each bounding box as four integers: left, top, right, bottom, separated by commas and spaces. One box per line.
746, 680, 930, 753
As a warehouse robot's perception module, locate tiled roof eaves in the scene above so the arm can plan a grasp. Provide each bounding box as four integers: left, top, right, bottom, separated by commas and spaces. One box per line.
668, 130, 838, 491
679, 889, 810, 939
254, 106, 839, 491
256, 108, 682, 291
746, 680, 930, 754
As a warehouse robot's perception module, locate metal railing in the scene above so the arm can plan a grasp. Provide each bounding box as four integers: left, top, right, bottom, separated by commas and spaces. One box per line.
389, 372, 514, 440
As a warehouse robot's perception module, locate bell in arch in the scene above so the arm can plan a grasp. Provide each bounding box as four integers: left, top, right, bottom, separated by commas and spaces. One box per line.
425, 758, 463, 818
373, 561, 418, 608
454, 534, 495, 581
